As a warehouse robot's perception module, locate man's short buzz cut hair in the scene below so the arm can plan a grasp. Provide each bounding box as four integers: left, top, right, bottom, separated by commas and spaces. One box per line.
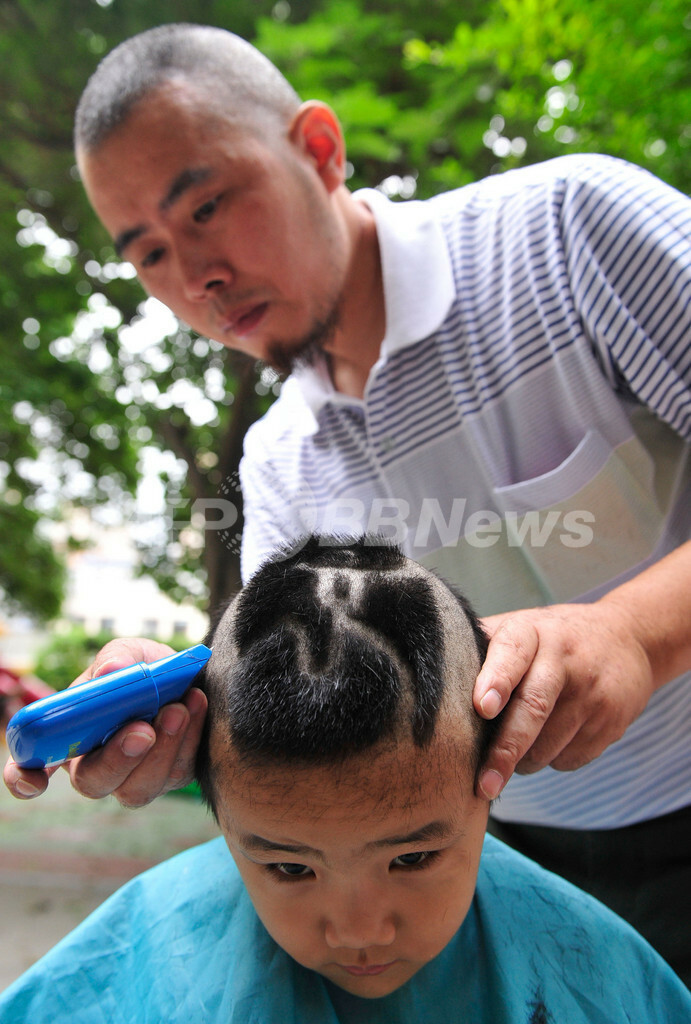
74, 22, 301, 153
195, 536, 497, 815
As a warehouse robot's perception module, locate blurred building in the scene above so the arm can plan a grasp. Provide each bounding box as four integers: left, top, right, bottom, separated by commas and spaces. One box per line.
62, 524, 207, 641
0, 516, 207, 673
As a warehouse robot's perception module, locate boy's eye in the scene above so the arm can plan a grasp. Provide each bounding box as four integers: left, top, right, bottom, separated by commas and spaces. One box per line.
272, 862, 312, 878
391, 850, 436, 869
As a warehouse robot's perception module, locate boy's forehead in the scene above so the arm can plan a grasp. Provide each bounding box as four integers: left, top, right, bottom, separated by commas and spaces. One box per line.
213, 741, 484, 869
212, 718, 475, 824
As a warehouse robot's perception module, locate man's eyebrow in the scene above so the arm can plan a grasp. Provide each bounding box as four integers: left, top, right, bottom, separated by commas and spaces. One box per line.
114, 167, 215, 257
159, 166, 214, 212
114, 225, 146, 258
237, 820, 458, 859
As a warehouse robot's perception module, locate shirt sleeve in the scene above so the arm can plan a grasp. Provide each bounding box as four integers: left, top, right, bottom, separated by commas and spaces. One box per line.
560, 155, 691, 440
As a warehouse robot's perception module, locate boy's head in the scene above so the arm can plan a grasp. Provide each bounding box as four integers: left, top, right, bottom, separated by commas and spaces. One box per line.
196, 537, 496, 998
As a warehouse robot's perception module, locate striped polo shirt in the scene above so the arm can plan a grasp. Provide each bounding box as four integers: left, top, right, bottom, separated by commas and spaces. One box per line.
240, 154, 691, 829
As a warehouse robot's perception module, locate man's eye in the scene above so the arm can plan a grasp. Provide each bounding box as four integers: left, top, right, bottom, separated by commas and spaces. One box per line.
272, 862, 312, 878
194, 196, 220, 223
141, 247, 164, 269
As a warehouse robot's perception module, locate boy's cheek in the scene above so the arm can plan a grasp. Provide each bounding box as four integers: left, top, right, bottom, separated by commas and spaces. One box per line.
225, 857, 309, 955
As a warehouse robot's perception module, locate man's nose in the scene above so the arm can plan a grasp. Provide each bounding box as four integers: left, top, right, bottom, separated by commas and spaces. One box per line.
178, 250, 232, 301
323, 888, 396, 950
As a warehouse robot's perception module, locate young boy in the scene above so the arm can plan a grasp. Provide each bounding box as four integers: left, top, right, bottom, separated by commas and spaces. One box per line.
2, 538, 689, 1022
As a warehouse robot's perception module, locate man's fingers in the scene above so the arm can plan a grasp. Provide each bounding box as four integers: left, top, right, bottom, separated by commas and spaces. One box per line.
68, 720, 158, 799
528, 694, 628, 774
3, 759, 59, 799
66, 637, 185, 800
474, 617, 540, 719
158, 687, 208, 795
64, 639, 176, 691
109, 701, 198, 808
71, 687, 208, 809
89, 639, 177, 682
477, 657, 563, 799
514, 688, 598, 774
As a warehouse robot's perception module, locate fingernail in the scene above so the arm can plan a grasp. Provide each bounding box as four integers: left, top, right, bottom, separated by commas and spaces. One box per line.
160, 705, 186, 736
93, 659, 125, 678
480, 688, 502, 718
16, 780, 40, 798
121, 731, 155, 757
479, 769, 505, 801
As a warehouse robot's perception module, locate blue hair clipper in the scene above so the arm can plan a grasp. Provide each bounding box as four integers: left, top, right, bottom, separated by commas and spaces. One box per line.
6, 644, 212, 769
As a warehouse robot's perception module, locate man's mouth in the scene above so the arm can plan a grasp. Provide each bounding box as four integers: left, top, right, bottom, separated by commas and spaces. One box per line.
220, 301, 269, 337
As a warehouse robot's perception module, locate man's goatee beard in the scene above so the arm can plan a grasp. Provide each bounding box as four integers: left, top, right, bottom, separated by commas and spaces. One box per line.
265, 306, 340, 378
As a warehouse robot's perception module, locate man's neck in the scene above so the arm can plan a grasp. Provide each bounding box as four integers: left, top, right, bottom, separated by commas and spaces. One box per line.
323, 194, 386, 399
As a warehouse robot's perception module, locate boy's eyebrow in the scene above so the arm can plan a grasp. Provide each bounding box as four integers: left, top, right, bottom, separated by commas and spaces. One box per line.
369, 820, 459, 849
114, 166, 215, 257
239, 834, 325, 860
237, 819, 459, 859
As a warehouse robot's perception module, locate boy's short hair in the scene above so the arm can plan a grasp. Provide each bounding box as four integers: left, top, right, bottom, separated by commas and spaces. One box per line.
195, 537, 496, 813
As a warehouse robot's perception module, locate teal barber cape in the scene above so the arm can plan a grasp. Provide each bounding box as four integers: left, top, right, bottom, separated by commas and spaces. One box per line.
1, 835, 688, 1022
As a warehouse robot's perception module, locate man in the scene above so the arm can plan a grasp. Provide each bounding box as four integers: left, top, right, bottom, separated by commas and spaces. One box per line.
4, 24, 690, 980
2, 538, 689, 1021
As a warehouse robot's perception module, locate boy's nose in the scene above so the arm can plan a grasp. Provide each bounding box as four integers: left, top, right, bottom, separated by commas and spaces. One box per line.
323, 891, 396, 950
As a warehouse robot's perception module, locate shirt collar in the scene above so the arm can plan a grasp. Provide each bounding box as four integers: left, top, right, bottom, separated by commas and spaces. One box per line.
360, 187, 455, 357
290, 188, 455, 426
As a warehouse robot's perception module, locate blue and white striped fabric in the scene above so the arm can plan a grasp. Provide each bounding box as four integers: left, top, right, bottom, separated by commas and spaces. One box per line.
240, 155, 691, 829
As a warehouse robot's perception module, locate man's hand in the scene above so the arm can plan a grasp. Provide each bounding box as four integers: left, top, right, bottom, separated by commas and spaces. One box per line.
473, 602, 656, 800
3, 638, 208, 808
473, 542, 691, 800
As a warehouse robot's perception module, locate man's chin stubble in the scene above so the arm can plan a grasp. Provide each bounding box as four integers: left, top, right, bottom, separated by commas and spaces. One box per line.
265, 307, 340, 378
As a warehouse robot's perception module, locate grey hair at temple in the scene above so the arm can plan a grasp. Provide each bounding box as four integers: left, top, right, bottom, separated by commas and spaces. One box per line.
74, 23, 301, 153
195, 536, 498, 817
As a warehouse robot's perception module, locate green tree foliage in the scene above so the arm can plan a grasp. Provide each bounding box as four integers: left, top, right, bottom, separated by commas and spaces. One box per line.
33, 627, 116, 691
1, 0, 688, 621
398, 0, 690, 195
33, 624, 190, 690
255, 0, 689, 196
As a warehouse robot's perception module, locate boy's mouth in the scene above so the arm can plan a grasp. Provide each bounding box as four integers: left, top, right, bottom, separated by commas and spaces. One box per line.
341, 961, 397, 977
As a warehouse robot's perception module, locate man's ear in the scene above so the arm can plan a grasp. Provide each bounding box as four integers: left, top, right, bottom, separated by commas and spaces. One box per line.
289, 101, 346, 192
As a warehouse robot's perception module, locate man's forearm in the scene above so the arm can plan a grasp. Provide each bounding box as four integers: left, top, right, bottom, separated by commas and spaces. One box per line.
599, 539, 691, 691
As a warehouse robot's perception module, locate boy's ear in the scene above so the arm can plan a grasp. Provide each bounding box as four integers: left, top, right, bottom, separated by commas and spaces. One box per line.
289, 101, 346, 192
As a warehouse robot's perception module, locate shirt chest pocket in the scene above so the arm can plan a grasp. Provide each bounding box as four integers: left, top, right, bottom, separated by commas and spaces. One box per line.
488, 425, 679, 605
